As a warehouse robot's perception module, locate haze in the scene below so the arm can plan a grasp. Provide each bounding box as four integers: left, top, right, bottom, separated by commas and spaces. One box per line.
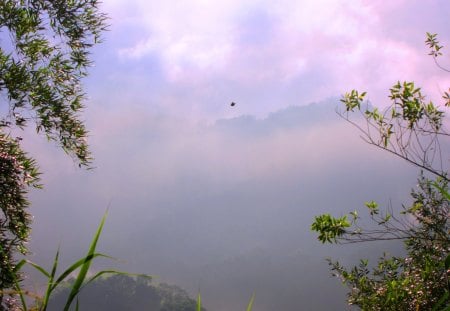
22, 1, 450, 310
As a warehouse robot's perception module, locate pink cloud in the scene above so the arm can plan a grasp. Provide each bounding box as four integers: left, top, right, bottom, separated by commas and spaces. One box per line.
94, 1, 450, 119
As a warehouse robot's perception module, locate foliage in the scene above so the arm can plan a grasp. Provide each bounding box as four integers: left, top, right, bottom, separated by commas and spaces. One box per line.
322, 177, 449, 310
311, 33, 450, 310
426, 32, 450, 75
0, 0, 107, 164
0, 0, 107, 307
311, 214, 351, 244
0, 131, 40, 309
338, 81, 448, 181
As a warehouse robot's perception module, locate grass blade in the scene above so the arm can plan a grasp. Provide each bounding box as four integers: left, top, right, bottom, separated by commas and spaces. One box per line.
11, 258, 29, 309
26, 261, 51, 278
12, 272, 28, 311
63, 212, 107, 310
246, 292, 255, 311
0, 258, 29, 311
196, 292, 201, 311
41, 248, 60, 309
52, 253, 112, 288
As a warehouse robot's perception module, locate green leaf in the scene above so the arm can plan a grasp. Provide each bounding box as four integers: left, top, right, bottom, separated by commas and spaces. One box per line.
51, 253, 112, 290
246, 292, 256, 311
26, 260, 51, 279
432, 182, 450, 201
196, 292, 202, 311
42, 247, 61, 307
432, 291, 449, 311
445, 254, 450, 270
63, 212, 108, 310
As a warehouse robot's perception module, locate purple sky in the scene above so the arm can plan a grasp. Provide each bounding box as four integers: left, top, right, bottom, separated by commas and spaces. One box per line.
88, 0, 450, 120
24, 2, 450, 310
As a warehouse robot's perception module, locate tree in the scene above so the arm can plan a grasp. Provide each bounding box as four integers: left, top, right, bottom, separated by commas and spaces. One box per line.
311, 33, 450, 310
0, 1, 107, 308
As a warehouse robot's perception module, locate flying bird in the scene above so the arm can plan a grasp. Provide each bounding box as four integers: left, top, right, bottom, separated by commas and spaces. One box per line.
230, 102, 236, 107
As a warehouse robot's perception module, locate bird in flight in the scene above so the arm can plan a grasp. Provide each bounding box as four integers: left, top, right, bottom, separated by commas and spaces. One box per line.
230, 102, 236, 107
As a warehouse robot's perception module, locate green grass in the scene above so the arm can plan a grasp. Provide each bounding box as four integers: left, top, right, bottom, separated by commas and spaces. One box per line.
7, 213, 256, 310
196, 291, 255, 311
10, 212, 151, 311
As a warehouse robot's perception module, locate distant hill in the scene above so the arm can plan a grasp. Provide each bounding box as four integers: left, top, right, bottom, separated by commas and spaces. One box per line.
214, 99, 340, 137
47, 275, 205, 311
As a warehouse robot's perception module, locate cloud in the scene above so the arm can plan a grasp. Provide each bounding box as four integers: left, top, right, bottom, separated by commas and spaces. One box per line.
90, 0, 450, 122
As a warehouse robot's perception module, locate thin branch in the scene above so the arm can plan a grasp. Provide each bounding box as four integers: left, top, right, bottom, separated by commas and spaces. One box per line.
365, 140, 448, 182
433, 57, 450, 73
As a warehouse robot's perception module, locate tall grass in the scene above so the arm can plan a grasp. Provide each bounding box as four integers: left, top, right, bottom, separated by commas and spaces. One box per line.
246, 292, 255, 311
196, 292, 255, 311
7, 213, 256, 310
9, 212, 151, 311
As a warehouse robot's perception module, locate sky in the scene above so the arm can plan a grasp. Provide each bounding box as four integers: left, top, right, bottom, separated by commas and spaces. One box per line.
20, 1, 450, 310
86, 0, 450, 120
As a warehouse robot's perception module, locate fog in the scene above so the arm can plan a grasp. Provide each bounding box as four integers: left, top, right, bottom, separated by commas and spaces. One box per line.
25, 99, 419, 310
1, 1, 448, 309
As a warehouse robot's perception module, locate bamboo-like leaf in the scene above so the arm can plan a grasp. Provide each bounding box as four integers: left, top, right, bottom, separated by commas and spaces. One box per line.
12, 259, 27, 273
432, 182, 450, 200
63, 212, 107, 310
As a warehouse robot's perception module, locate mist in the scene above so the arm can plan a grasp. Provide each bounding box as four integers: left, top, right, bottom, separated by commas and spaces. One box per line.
24, 99, 420, 310
1, 0, 448, 309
